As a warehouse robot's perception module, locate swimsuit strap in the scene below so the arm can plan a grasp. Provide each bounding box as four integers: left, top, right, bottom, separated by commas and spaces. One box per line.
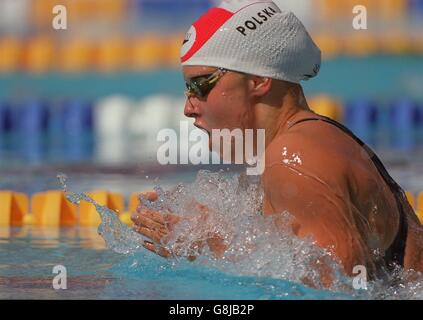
288, 115, 408, 269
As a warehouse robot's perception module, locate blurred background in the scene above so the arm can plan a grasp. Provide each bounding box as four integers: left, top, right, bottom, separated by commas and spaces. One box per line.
0, 0, 422, 195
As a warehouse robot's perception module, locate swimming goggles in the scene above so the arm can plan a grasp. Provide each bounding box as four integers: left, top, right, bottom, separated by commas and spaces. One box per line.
185, 68, 228, 99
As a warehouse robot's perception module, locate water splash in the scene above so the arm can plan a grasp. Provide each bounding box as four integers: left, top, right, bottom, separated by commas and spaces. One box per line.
56, 173, 145, 255
56, 171, 423, 299
281, 147, 302, 166
137, 170, 358, 293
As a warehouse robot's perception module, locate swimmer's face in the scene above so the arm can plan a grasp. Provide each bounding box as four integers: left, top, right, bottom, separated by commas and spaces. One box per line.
182, 66, 254, 150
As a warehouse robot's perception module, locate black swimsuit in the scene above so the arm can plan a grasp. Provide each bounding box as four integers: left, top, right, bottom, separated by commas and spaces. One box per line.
288, 115, 409, 269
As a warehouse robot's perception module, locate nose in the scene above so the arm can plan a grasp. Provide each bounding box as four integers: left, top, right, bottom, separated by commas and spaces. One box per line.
184, 97, 200, 119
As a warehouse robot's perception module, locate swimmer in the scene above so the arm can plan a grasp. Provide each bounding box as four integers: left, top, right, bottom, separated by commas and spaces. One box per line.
132, 0, 423, 284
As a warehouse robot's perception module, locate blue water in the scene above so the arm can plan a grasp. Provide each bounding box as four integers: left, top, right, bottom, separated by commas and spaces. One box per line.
0, 226, 352, 300
1, 169, 422, 300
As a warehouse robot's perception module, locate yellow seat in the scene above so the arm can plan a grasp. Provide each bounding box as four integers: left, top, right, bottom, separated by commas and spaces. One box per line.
128, 192, 141, 215
119, 191, 157, 226
417, 211, 423, 225
32, 191, 77, 226
315, 0, 346, 21
38, 0, 125, 25
96, 38, 128, 72
68, 0, 94, 22
118, 192, 139, 226
23, 213, 34, 225
410, 33, 423, 55
32, 0, 58, 30
315, 0, 374, 23
379, 32, 412, 55
0, 191, 28, 226
343, 32, 379, 57
308, 95, 343, 121
32, 0, 126, 29
405, 191, 416, 209
58, 0, 90, 24
99, 0, 127, 22
25, 36, 55, 73
376, 0, 407, 21
311, 33, 342, 60
417, 192, 423, 224
348, 0, 378, 15
79, 191, 124, 226
0, 37, 23, 73
119, 212, 133, 225
59, 39, 94, 72
131, 35, 166, 71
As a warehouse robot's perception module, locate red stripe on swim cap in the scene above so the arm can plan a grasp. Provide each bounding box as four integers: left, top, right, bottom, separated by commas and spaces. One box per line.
181, 8, 234, 63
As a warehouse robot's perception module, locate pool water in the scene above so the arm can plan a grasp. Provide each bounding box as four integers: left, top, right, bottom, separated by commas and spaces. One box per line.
0, 226, 354, 300
1, 167, 423, 300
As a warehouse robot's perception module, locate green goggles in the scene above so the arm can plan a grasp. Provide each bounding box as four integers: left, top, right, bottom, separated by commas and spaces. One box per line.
184, 68, 228, 99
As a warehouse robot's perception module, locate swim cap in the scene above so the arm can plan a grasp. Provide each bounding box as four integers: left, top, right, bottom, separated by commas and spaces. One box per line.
181, 0, 321, 84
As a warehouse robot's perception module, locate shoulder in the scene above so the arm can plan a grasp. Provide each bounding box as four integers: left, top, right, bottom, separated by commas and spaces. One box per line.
265, 118, 355, 173
263, 120, 355, 207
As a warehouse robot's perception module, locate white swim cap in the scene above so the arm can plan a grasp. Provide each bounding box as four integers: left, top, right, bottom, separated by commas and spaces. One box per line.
181, 0, 321, 84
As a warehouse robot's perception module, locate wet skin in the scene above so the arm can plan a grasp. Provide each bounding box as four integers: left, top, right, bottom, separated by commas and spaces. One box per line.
132, 66, 423, 284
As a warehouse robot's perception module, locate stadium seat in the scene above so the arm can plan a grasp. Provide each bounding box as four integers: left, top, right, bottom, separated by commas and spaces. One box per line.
0, 101, 12, 133
96, 38, 128, 72
62, 99, 93, 136
131, 34, 166, 71
25, 36, 55, 73
0, 37, 23, 73
59, 39, 95, 73
308, 95, 343, 121
18, 99, 50, 134
390, 98, 418, 151
345, 99, 378, 146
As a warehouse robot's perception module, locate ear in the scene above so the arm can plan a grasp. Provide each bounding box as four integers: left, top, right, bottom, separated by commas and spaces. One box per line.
249, 76, 272, 97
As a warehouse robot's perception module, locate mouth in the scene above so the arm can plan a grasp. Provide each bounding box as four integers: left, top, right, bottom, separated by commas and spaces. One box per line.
194, 123, 210, 135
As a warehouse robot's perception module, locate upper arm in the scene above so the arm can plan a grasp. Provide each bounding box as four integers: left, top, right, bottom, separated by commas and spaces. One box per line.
263, 163, 372, 275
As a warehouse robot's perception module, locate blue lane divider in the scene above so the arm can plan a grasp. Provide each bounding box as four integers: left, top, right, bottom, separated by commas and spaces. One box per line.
0, 101, 12, 133
17, 100, 50, 135
415, 103, 423, 148
6, 100, 50, 163
1, 96, 423, 164
62, 99, 94, 161
409, 0, 423, 13
374, 106, 391, 149
63, 134, 94, 162
345, 99, 378, 147
390, 98, 417, 151
62, 99, 93, 136
20, 133, 46, 163
47, 101, 63, 138
44, 99, 95, 162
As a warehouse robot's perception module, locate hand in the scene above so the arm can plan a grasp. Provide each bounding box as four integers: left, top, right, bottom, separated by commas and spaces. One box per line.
131, 191, 227, 260
131, 191, 181, 258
